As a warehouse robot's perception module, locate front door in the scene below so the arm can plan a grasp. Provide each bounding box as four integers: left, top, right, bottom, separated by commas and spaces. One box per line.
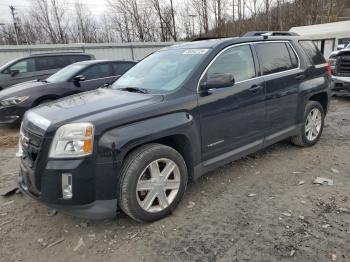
198, 44, 266, 162
3, 58, 37, 87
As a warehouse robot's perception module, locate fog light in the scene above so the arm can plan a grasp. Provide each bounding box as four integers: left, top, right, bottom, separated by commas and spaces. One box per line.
62, 173, 72, 199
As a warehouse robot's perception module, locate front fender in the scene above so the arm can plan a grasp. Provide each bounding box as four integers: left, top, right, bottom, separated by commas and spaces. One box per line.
97, 112, 200, 165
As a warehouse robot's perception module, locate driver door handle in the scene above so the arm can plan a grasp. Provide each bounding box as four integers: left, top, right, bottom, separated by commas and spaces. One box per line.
249, 84, 263, 93
295, 73, 305, 80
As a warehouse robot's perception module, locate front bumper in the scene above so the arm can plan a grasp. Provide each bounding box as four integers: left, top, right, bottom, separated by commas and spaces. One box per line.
0, 105, 26, 125
331, 75, 350, 96
19, 183, 117, 219
18, 154, 119, 220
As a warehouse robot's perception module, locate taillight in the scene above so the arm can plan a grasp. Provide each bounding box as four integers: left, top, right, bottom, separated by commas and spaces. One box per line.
326, 63, 332, 77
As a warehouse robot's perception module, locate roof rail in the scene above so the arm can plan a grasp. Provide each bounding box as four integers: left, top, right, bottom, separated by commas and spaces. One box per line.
242, 31, 299, 37
29, 51, 85, 56
191, 36, 226, 41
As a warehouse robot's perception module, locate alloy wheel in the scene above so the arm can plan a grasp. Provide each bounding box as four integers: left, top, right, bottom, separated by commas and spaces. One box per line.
305, 108, 322, 142
136, 158, 181, 213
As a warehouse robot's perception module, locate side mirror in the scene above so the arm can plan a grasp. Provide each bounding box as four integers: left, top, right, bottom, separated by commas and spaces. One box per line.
200, 73, 235, 91
337, 44, 346, 50
73, 75, 86, 82
10, 69, 20, 77
102, 83, 110, 88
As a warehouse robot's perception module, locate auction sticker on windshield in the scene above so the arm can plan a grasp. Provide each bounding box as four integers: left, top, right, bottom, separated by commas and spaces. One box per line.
183, 49, 209, 55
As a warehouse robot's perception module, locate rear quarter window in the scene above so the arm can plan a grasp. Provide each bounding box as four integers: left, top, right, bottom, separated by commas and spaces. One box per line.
70, 55, 92, 63
255, 42, 298, 75
299, 41, 326, 65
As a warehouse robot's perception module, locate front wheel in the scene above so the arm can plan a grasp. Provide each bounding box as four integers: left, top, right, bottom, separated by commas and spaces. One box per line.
118, 144, 188, 222
291, 101, 325, 147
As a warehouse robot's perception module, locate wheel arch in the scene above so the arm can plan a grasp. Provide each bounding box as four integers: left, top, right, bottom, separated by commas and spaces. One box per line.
123, 135, 195, 179
308, 92, 329, 114
32, 95, 60, 107
97, 112, 201, 179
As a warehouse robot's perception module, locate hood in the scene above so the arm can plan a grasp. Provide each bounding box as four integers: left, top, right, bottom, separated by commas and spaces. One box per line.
0, 80, 52, 99
29, 88, 164, 128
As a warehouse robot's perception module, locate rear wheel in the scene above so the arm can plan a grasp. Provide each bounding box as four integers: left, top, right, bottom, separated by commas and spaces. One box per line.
291, 101, 324, 147
118, 144, 188, 222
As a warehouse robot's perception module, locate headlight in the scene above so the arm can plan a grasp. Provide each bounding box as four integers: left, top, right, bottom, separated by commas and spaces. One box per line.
49, 123, 94, 158
0, 96, 29, 107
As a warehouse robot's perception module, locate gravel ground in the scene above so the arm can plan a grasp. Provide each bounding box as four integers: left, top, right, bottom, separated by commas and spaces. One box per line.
0, 97, 349, 262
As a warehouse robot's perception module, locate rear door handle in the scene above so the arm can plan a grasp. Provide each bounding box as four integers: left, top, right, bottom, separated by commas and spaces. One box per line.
295, 74, 305, 80
249, 84, 263, 93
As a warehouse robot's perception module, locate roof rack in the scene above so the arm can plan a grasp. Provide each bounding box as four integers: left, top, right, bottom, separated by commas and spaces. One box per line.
242, 31, 299, 37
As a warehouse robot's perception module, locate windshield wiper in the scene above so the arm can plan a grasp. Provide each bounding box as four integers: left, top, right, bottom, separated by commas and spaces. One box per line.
118, 87, 149, 94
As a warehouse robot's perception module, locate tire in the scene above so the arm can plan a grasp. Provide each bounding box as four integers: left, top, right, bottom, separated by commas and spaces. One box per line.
291, 101, 325, 147
118, 143, 188, 222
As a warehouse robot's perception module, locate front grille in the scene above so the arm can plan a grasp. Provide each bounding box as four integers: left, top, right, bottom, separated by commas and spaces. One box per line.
337, 55, 350, 76
19, 126, 44, 195
20, 127, 43, 168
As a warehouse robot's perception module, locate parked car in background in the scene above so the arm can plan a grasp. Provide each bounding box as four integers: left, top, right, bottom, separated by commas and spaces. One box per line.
0, 52, 95, 90
17, 34, 331, 222
0, 60, 136, 125
329, 43, 350, 96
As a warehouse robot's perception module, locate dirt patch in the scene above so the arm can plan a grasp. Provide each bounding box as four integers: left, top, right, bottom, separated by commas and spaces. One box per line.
0, 97, 350, 262
0, 126, 18, 148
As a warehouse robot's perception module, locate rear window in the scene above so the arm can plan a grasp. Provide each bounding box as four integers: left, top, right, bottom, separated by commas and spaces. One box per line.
299, 41, 326, 65
36, 56, 60, 71
255, 42, 298, 75
35, 55, 91, 71
70, 55, 91, 63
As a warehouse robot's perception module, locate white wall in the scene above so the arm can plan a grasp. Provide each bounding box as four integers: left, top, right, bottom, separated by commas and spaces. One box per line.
0, 42, 175, 66
290, 21, 350, 57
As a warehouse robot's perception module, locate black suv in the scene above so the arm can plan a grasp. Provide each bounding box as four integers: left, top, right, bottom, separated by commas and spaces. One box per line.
17, 35, 331, 222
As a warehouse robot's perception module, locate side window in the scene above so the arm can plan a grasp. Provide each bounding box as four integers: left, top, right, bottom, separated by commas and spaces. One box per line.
8, 58, 36, 73
112, 63, 135, 75
36, 56, 60, 71
299, 40, 326, 65
206, 45, 256, 83
80, 64, 112, 80
255, 42, 296, 75
286, 43, 299, 68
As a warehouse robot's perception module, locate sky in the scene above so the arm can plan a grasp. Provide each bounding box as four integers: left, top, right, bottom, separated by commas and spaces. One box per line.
0, 0, 108, 23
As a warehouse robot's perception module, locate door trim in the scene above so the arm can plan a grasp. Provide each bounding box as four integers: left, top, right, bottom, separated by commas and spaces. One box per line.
203, 139, 263, 167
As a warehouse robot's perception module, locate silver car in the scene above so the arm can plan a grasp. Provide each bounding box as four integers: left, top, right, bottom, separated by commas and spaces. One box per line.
0, 52, 95, 90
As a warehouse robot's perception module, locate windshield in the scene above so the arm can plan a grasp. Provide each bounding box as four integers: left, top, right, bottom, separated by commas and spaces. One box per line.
46, 63, 86, 83
111, 48, 209, 93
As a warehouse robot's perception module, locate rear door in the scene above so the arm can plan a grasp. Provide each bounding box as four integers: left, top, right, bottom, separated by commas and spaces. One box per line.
75, 63, 117, 91
254, 41, 302, 139
35, 56, 67, 80
112, 62, 136, 76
